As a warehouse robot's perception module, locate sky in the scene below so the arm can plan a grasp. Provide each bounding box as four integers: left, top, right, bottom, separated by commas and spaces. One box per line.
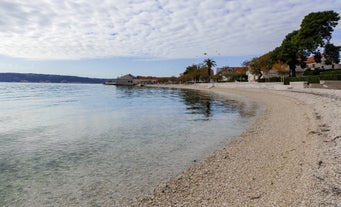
0, 0, 341, 78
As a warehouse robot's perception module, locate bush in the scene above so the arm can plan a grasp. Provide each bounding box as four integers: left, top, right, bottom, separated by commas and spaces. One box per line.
319, 69, 341, 80
257, 77, 282, 82
285, 73, 341, 83
258, 73, 341, 84
229, 75, 248, 82
320, 70, 341, 76
320, 74, 341, 80
306, 76, 320, 83
303, 68, 321, 76
285, 76, 320, 84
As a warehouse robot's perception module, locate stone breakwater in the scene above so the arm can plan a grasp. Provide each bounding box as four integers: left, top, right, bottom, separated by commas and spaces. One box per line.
130, 83, 341, 206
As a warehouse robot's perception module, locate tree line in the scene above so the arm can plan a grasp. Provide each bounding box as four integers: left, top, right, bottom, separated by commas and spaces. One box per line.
160, 11, 340, 84
244, 10, 340, 80
178, 58, 216, 83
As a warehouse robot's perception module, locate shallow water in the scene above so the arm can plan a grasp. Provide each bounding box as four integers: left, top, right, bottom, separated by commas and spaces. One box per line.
0, 83, 258, 206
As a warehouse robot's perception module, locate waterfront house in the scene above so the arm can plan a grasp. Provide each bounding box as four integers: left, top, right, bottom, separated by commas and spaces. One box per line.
136, 76, 158, 85
115, 74, 137, 86
115, 74, 158, 86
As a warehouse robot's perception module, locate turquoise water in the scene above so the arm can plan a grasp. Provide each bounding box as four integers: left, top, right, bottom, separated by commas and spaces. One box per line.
0, 83, 258, 206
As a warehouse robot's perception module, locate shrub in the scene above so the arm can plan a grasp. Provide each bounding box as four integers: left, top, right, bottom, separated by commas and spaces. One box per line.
304, 68, 321, 76
320, 74, 341, 80
257, 77, 282, 82
229, 75, 248, 82
306, 76, 321, 83
320, 70, 341, 76
285, 76, 320, 84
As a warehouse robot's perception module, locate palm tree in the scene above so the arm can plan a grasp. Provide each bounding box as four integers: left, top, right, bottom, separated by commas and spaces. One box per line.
203, 58, 216, 82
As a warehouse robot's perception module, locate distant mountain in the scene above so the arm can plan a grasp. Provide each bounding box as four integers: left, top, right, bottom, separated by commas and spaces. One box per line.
0, 73, 112, 84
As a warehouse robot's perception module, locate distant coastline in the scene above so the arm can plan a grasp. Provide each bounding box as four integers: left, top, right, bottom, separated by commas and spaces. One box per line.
0, 73, 112, 84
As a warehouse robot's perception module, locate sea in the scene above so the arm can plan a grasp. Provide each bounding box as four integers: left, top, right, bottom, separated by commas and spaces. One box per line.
0, 82, 259, 207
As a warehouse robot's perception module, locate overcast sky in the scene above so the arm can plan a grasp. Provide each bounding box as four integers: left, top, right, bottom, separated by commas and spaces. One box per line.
0, 0, 341, 78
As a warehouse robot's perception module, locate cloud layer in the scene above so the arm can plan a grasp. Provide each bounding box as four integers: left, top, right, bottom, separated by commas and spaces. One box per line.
1, 0, 341, 60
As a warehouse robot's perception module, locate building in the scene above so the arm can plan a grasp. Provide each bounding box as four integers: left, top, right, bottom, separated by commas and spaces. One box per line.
136, 76, 158, 85
115, 74, 137, 86
305, 55, 341, 70
115, 74, 158, 86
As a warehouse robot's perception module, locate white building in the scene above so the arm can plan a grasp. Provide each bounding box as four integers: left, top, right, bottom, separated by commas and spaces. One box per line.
305, 55, 341, 70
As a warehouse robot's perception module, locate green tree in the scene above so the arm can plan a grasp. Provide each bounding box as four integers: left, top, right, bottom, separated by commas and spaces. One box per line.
180, 64, 209, 83
272, 30, 305, 77
273, 11, 340, 77
298, 11, 340, 51
184, 64, 200, 82
324, 43, 340, 65
203, 58, 216, 82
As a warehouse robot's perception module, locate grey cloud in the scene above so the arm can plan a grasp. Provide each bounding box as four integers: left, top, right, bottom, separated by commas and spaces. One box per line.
0, 0, 340, 59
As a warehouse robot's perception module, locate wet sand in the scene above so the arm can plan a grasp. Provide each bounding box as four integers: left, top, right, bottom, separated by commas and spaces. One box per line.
130, 84, 341, 206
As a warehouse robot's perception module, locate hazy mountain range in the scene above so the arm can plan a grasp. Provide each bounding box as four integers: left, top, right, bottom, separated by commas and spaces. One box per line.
0, 73, 112, 84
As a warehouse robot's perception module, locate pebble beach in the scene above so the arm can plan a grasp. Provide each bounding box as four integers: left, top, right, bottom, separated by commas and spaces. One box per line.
131, 83, 341, 206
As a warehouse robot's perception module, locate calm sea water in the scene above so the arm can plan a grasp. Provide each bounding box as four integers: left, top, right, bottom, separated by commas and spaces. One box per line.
0, 83, 258, 207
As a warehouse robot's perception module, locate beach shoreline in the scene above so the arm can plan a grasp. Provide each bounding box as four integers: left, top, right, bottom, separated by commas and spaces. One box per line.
131, 83, 341, 206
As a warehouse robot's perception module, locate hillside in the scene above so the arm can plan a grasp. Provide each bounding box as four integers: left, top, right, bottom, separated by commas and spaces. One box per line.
0, 73, 111, 84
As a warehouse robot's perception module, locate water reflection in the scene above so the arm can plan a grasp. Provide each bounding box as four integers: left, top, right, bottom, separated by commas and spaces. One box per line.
114, 87, 258, 120
114, 86, 136, 98
178, 89, 258, 120
179, 90, 213, 119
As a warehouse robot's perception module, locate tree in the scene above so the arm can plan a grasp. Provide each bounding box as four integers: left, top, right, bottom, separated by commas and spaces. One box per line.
215, 66, 231, 81
297, 10, 339, 68
324, 43, 340, 65
180, 63, 212, 83
272, 61, 289, 82
203, 58, 216, 82
246, 57, 262, 79
273, 11, 340, 77
245, 51, 274, 80
272, 31, 302, 77
298, 11, 340, 51
185, 64, 199, 81
183, 64, 200, 82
